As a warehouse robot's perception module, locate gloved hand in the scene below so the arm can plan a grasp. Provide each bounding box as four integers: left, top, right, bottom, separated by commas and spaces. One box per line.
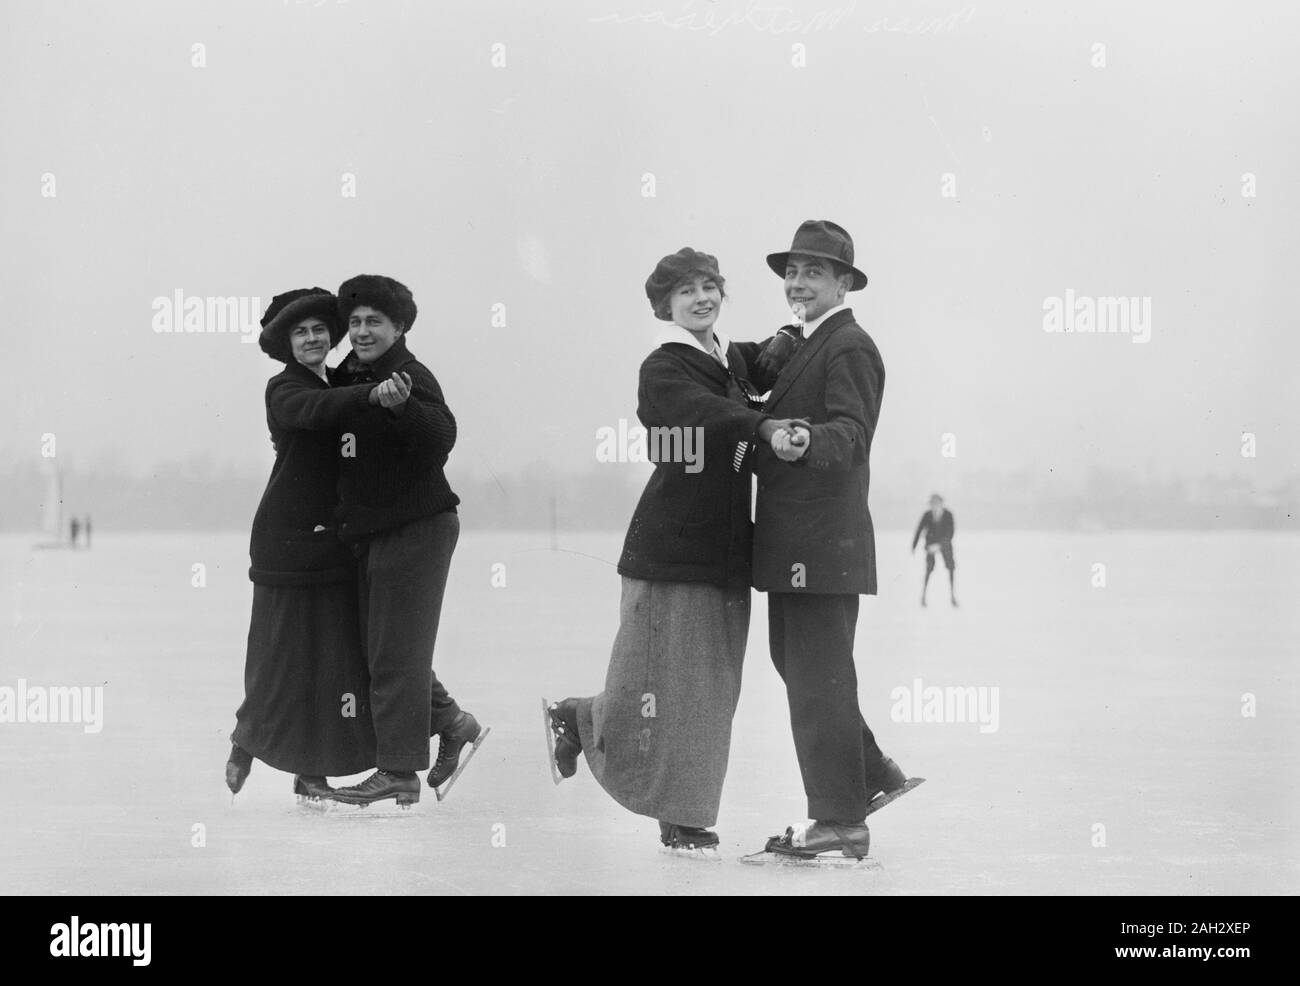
753, 327, 803, 388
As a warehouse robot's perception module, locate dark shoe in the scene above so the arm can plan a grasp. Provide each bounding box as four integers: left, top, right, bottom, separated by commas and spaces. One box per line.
293, 775, 334, 802
329, 770, 420, 807
427, 711, 484, 789
764, 820, 870, 860
545, 699, 582, 780
659, 821, 720, 851
865, 756, 908, 803
225, 743, 253, 795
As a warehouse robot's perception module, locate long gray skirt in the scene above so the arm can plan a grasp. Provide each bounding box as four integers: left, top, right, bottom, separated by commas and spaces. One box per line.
576, 577, 749, 828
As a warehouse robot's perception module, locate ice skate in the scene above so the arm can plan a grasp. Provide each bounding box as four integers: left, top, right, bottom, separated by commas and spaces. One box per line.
864, 758, 925, 817
428, 711, 490, 801
542, 697, 581, 784
742, 821, 879, 868
293, 774, 334, 808
328, 770, 420, 809
225, 743, 252, 797
659, 822, 721, 861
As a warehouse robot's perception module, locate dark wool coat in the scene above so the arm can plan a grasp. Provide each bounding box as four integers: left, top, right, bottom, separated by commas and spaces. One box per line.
248, 361, 361, 585
751, 308, 885, 595
617, 341, 768, 588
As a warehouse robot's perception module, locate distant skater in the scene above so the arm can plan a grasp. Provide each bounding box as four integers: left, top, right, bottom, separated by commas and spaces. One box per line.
83, 516, 92, 549
69, 517, 80, 549
912, 494, 956, 607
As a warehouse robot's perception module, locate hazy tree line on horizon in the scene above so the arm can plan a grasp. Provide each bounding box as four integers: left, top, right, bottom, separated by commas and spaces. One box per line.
3, 458, 1295, 536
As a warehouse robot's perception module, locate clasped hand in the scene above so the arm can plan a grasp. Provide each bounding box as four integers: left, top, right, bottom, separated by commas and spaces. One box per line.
759, 417, 811, 462
368, 371, 412, 409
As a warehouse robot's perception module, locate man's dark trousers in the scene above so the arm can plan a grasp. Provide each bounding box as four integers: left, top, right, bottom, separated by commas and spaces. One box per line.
355, 511, 462, 772
768, 591, 886, 822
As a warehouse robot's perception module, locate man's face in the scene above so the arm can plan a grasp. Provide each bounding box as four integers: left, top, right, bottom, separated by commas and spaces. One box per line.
348, 306, 402, 364
669, 275, 722, 333
784, 254, 848, 322
930, 498, 944, 517
289, 317, 331, 369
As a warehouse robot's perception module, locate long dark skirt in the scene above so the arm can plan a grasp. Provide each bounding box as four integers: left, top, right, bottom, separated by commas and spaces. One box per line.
232, 580, 376, 776
575, 577, 749, 829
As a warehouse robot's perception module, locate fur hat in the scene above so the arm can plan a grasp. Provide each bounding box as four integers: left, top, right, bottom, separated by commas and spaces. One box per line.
644, 248, 726, 321
258, 288, 343, 362
336, 274, 418, 331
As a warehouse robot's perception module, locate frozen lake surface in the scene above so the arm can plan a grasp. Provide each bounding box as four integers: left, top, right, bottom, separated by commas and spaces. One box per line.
1, 529, 1296, 895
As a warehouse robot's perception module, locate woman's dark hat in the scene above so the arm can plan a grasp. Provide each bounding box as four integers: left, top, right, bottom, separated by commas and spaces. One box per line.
644, 248, 725, 321
766, 219, 868, 290
258, 288, 344, 362
337, 274, 418, 331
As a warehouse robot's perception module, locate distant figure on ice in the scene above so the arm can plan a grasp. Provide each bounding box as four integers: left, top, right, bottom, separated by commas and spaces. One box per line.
912, 493, 956, 607
83, 516, 92, 549
69, 517, 80, 549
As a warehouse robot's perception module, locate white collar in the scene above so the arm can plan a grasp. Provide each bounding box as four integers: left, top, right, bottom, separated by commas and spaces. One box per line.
802, 303, 849, 338
654, 324, 731, 368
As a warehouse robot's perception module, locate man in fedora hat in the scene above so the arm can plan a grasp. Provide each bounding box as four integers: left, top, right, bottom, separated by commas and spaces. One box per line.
748, 220, 918, 862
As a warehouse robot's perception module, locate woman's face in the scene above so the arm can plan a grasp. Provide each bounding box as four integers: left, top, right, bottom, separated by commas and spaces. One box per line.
669, 275, 722, 333
347, 306, 402, 364
289, 317, 332, 369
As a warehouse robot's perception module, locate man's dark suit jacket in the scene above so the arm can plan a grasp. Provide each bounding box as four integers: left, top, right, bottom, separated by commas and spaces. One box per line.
751, 308, 884, 595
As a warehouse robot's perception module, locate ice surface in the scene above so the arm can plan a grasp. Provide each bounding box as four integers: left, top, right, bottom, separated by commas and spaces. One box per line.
1, 529, 1296, 895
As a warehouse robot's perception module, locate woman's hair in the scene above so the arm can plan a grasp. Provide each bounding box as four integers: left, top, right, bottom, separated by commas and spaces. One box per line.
645, 248, 726, 322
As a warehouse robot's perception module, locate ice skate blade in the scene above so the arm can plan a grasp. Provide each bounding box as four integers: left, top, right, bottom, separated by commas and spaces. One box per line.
659, 845, 722, 862
542, 697, 563, 785
326, 794, 419, 813
295, 794, 334, 812
434, 726, 491, 802
740, 850, 881, 869
864, 777, 926, 817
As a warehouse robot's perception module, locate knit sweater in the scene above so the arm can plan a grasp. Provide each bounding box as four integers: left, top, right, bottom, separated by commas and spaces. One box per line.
331, 336, 460, 541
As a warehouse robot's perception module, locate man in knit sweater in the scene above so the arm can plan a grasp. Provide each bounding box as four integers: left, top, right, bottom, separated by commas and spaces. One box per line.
325, 274, 485, 807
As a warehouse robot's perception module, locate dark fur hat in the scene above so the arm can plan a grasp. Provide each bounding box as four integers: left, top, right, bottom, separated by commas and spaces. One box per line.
644, 248, 726, 321
258, 288, 343, 362
336, 274, 418, 331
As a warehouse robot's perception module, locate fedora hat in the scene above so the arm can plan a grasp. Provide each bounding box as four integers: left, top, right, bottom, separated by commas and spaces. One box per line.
258, 287, 344, 362
766, 219, 867, 290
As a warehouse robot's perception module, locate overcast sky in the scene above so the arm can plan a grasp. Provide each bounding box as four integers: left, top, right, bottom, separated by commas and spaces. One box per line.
3, 0, 1296, 493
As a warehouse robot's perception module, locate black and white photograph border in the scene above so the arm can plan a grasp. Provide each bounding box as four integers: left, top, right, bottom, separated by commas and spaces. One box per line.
1, 0, 1296, 906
